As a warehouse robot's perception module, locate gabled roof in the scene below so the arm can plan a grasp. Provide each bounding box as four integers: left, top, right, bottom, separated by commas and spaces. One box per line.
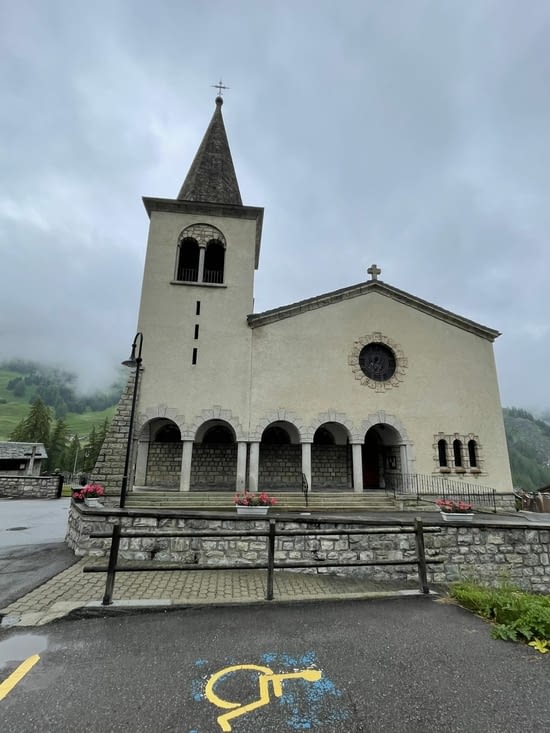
0, 442, 48, 459
247, 279, 501, 342
177, 97, 243, 206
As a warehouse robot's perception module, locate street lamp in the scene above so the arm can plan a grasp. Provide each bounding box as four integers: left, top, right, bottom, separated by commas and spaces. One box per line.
119, 332, 144, 508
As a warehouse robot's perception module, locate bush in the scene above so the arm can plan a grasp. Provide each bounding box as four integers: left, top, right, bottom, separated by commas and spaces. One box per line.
450, 579, 550, 643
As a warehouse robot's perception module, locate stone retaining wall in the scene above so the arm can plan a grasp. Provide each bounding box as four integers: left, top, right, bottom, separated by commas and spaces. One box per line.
66, 504, 550, 593
0, 474, 62, 499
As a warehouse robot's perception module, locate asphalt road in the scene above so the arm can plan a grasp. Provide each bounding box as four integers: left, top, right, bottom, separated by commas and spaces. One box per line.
1, 597, 549, 732
0, 499, 75, 610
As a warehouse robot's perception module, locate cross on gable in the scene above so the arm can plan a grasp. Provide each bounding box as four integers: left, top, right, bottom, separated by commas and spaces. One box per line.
212, 80, 229, 96
367, 264, 381, 281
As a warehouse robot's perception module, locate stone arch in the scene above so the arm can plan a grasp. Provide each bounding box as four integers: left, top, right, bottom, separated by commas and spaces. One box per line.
137, 406, 185, 435
250, 409, 305, 442
185, 406, 245, 442
361, 410, 415, 490
135, 416, 183, 489
309, 415, 354, 490
178, 223, 226, 249
306, 410, 358, 443
190, 416, 238, 491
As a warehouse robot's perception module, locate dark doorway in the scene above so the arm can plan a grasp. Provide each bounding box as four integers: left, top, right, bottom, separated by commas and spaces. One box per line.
362, 429, 380, 488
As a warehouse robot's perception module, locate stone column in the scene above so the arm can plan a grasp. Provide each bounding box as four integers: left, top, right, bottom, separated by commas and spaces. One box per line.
400, 444, 410, 491
179, 440, 193, 492
236, 442, 247, 491
134, 439, 150, 486
198, 245, 206, 282
248, 442, 260, 492
352, 443, 363, 493
301, 442, 312, 493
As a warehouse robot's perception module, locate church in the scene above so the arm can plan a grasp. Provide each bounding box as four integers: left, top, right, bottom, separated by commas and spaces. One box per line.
97, 95, 513, 501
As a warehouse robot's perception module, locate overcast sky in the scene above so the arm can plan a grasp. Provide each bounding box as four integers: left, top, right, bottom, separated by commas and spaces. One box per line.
1, 0, 548, 410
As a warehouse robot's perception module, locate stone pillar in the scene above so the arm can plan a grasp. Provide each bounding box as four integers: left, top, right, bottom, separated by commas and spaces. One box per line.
134, 439, 150, 486
400, 444, 410, 491
248, 442, 260, 492
236, 442, 247, 491
301, 442, 312, 493
198, 245, 206, 282
352, 443, 363, 493
179, 440, 193, 492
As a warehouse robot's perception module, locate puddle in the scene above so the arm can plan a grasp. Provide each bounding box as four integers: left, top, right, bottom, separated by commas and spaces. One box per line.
0, 633, 49, 667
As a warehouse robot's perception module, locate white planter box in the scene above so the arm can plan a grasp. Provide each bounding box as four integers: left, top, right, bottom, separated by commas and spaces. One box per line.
236, 505, 269, 516
440, 512, 474, 522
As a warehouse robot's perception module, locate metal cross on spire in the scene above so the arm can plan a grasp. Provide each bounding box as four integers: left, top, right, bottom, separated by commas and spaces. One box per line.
212, 80, 229, 97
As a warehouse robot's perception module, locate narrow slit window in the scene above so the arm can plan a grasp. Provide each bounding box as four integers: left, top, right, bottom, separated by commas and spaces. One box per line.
453, 439, 463, 467
194, 324, 199, 340
196, 301, 201, 316
468, 440, 478, 468
438, 439, 448, 467
192, 348, 198, 365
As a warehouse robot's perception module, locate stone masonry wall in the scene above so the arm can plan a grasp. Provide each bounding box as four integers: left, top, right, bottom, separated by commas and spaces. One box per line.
66, 505, 550, 594
91, 372, 137, 500
259, 445, 301, 489
0, 475, 61, 499
190, 445, 237, 489
311, 445, 351, 488
147, 443, 183, 487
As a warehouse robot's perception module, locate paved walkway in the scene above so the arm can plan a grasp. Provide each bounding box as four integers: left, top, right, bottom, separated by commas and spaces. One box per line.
0, 558, 423, 628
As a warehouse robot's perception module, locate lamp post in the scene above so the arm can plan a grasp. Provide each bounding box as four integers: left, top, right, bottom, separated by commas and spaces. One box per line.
119, 332, 143, 508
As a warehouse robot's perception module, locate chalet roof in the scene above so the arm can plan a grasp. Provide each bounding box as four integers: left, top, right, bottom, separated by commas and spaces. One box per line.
0, 442, 48, 459
177, 97, 243, 206
247, 279, 501, 342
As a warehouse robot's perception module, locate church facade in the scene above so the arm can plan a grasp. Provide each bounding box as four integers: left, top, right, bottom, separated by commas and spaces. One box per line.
122, 96, 512, 497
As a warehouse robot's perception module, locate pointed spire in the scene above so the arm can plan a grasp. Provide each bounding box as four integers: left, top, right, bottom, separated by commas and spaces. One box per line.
177, 96, 243, 206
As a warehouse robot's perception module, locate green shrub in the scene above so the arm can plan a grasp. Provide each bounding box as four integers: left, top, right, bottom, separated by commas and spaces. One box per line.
450, 580, 550, 644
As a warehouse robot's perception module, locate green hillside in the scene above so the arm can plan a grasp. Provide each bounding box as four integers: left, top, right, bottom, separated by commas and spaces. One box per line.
0, 365, 119, 441
503, 408, 550, 491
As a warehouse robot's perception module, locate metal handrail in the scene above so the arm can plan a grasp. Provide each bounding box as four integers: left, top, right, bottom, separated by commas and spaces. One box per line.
85, 516, 443, 606
384, 472, 497, 512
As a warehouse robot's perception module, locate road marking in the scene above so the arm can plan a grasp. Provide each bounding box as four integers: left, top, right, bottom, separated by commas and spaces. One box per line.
205, 663, 322, 732
0, 654, 40, 701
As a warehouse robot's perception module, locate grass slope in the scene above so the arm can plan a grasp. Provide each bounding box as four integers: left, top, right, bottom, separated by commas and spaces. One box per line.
0, 368, 116, 440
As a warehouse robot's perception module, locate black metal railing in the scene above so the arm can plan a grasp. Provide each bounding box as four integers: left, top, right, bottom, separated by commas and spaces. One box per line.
384, 472, 497, 512
84, 516, 442, 605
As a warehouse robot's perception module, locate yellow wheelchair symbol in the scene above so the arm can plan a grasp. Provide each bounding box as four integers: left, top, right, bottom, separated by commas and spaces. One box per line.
204, 663, 322, 732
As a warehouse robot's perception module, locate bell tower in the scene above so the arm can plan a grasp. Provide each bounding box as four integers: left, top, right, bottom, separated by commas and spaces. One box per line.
136, 95, 264, 422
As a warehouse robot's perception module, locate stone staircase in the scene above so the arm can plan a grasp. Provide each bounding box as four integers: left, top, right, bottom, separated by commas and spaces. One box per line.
125, 489, 402, 513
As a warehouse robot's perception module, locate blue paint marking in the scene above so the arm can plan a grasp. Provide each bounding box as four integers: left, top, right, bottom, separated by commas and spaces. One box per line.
191, 652, 349, 730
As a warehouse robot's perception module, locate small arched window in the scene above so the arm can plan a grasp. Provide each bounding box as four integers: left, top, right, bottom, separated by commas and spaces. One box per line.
468, 440, 478, 468
453, 439, 463, 468
438, 439, 448, 468
177, 238, 199, 282
203, 239, 225, 284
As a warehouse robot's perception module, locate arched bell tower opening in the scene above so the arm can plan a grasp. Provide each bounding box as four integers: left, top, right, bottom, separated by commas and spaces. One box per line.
362, 424, 403, 489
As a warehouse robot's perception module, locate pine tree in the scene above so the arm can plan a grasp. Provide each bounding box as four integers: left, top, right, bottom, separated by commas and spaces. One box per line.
48, 418, 69, 472
9, 397, 52, 446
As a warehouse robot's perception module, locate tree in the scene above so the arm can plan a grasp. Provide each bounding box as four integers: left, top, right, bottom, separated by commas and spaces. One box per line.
10, 397, 52, 446
48, 418, 69, 472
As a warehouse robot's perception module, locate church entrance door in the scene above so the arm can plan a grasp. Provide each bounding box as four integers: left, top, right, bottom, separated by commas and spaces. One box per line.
362, 430, 380, 488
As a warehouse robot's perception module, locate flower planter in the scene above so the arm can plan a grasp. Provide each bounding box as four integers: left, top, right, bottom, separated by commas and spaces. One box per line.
236, 505, 269, 516
440, 512, 474, 522
84, 497, 104, 508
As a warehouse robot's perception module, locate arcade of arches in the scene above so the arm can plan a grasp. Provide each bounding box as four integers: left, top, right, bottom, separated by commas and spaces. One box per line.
133, 418, 409, 493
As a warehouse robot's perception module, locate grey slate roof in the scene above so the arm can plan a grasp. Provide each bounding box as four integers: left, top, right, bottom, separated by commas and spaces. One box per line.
0, 442, 48, 459
247, 279, 501, 342
177, 97, 243, 206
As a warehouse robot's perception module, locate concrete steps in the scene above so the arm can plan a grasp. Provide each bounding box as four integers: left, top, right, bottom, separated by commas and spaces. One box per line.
125, 490, 401, 512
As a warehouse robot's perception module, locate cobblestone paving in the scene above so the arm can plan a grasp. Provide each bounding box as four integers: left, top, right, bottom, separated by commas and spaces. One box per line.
1, 558, 417, 618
